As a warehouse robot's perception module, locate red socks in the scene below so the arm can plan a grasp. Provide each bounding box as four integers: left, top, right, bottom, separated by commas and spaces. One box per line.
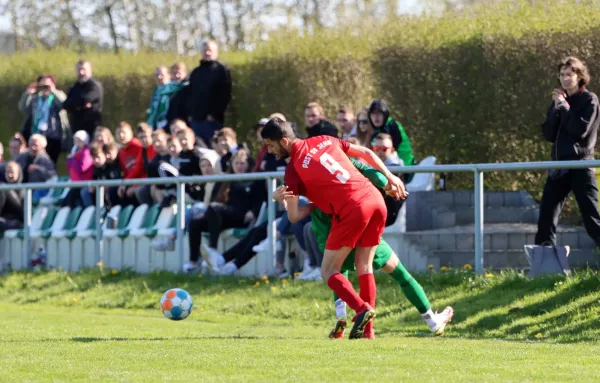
359, 273, 376, 335
327, 273, 365, 312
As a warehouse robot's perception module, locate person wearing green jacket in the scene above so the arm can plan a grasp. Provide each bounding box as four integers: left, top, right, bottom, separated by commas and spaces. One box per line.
147, 66, 185, 130
368, 99, 416, 183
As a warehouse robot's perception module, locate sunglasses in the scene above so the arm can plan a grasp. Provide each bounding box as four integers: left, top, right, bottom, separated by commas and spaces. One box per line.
373, 145, 391, 152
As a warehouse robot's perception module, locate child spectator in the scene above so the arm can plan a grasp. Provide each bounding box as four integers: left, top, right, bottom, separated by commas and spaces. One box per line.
148, 129, 171, 205
115, 122, 145, 206
134, 122, 157, 205
63, 130, 94, 207
214, 127, 253, 172
9, 133, 27, 159
0, 161, 24, 231
185, 149, 265, 273
82, 143, 122, 208
93, 126, 115, 146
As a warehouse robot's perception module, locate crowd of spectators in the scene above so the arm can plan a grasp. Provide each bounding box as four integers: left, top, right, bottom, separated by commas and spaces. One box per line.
0, 40, 416, 279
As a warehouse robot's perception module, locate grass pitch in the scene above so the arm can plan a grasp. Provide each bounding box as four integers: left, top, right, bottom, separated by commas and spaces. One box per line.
1, 268, 599, 382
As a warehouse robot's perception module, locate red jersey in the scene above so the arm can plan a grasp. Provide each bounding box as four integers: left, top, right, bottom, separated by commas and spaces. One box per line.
285, 136, 375, 215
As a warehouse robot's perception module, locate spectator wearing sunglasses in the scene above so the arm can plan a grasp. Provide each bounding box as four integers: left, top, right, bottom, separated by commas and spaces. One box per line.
373, 133, 403, 167
355, 108, 374, 148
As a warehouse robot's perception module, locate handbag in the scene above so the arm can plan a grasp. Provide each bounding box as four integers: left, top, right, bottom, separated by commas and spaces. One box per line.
523, 244, 571, 277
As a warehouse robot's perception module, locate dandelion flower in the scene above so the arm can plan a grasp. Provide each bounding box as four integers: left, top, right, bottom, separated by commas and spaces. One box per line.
282, 279, 288, 284
271, 287, 277, 293
535, 333, 543, 338
463, 264, 473, 270
440, 266, 448, 271
485, 273, 494, 278
427, 264, 434, 270
111, 269, 118, 275
96, 261, 104, 268
72, 297, 78, 302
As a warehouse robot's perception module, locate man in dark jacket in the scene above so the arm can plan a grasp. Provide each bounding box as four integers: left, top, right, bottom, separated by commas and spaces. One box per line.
15, 134, 57, 184
304, 102, 339, 138
188, 41, 232, 146
536, 56, 600, 248
62, 60, 103, 137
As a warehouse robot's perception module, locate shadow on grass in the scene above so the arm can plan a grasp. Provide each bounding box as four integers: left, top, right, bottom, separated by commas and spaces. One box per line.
0, 334, 307, 344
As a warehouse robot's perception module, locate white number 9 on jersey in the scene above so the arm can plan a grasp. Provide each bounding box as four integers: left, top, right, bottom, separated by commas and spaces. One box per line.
319, 153, 350, 184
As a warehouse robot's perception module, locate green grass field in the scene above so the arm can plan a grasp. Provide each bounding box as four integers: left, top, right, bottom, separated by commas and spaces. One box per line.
1, 268, 599, 382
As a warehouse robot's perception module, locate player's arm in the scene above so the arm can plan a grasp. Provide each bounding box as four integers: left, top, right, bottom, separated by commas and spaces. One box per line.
344, 142, 407, 200
349, 157, 387, 189
273, 185, 313, 224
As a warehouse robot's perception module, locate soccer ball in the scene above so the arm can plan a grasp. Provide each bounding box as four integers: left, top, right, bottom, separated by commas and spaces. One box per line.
160, 288, 193, 320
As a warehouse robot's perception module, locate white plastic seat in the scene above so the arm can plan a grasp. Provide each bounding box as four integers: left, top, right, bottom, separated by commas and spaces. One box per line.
77, 205, 121, 238
105, 204, 148, 270
405, 156, 437, 192
103, 204, 148, 239
4, 206, 50, 239
31, 207, 70, 239
52, 206, 95, 238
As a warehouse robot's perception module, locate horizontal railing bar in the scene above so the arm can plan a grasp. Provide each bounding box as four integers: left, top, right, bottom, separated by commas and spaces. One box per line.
2, 160, 600, 191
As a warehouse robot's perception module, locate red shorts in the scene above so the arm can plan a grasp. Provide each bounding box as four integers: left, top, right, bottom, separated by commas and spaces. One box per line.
325, 191, 387, 250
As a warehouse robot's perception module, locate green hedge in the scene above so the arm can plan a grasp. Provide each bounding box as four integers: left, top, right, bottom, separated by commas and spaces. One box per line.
2, 0, 600, 192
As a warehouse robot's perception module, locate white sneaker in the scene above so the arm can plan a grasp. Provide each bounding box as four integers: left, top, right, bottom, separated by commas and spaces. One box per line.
200, 244, 225, 273
432, 306, 454, 336
219, 263, 238, 276
252, 237, 282, 253
297, 265, 314, 280
308, 267, 322, 281
152, 237, 175, 251
182, 262, 200, 273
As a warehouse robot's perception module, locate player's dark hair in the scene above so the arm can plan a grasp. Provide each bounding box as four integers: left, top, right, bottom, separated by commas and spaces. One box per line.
261, 117, 295, 141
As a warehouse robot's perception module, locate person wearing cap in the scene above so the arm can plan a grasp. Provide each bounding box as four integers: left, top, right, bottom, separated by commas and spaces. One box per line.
18, 74, 70, 164
368, 99, 416, 183
63, 130, 94, 207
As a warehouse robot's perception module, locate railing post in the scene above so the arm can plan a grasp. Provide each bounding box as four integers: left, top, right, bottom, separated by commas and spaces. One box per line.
95, 186, 105, 265
176, 182, 186, 270
23, 188, 32, 269
267, 177, 277, 274
474, 170, 484, 273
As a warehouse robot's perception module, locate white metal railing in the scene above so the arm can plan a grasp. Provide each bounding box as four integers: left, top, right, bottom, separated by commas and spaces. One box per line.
2, 159, 599, 273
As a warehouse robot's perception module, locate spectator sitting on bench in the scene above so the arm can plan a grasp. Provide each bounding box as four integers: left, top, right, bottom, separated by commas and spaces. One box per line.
184, 149, 265, 273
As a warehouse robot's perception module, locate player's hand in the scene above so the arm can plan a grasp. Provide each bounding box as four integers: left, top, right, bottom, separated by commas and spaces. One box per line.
273, 185, 294, 203
126, 187, 135, 198
386, 174, 408, 200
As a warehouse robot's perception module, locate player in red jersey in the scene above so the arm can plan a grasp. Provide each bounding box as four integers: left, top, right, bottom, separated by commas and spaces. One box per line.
261, 117, 407, 339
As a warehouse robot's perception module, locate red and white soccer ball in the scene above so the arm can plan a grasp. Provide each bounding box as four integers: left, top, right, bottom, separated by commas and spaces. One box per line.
160, 288, 193, 321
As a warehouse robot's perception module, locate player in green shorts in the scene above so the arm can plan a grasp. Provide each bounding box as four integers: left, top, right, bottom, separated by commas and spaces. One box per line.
275, 158, 453, 339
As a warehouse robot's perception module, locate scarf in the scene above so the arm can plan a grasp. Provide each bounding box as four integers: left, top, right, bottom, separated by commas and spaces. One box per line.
33, 94, 54, 134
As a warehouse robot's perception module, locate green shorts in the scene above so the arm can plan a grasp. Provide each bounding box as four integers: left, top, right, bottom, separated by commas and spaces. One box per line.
340, 238, 393, 273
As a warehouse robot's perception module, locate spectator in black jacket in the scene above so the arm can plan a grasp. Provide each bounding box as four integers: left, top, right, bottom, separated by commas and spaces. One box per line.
62, 60, 103, 137
0, 161, 24, 231
188, 40, 232, 146
184, 149, 265, 273
536, 56, 600, 248
215, 127, 253, 172
304, 102, 339, 138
